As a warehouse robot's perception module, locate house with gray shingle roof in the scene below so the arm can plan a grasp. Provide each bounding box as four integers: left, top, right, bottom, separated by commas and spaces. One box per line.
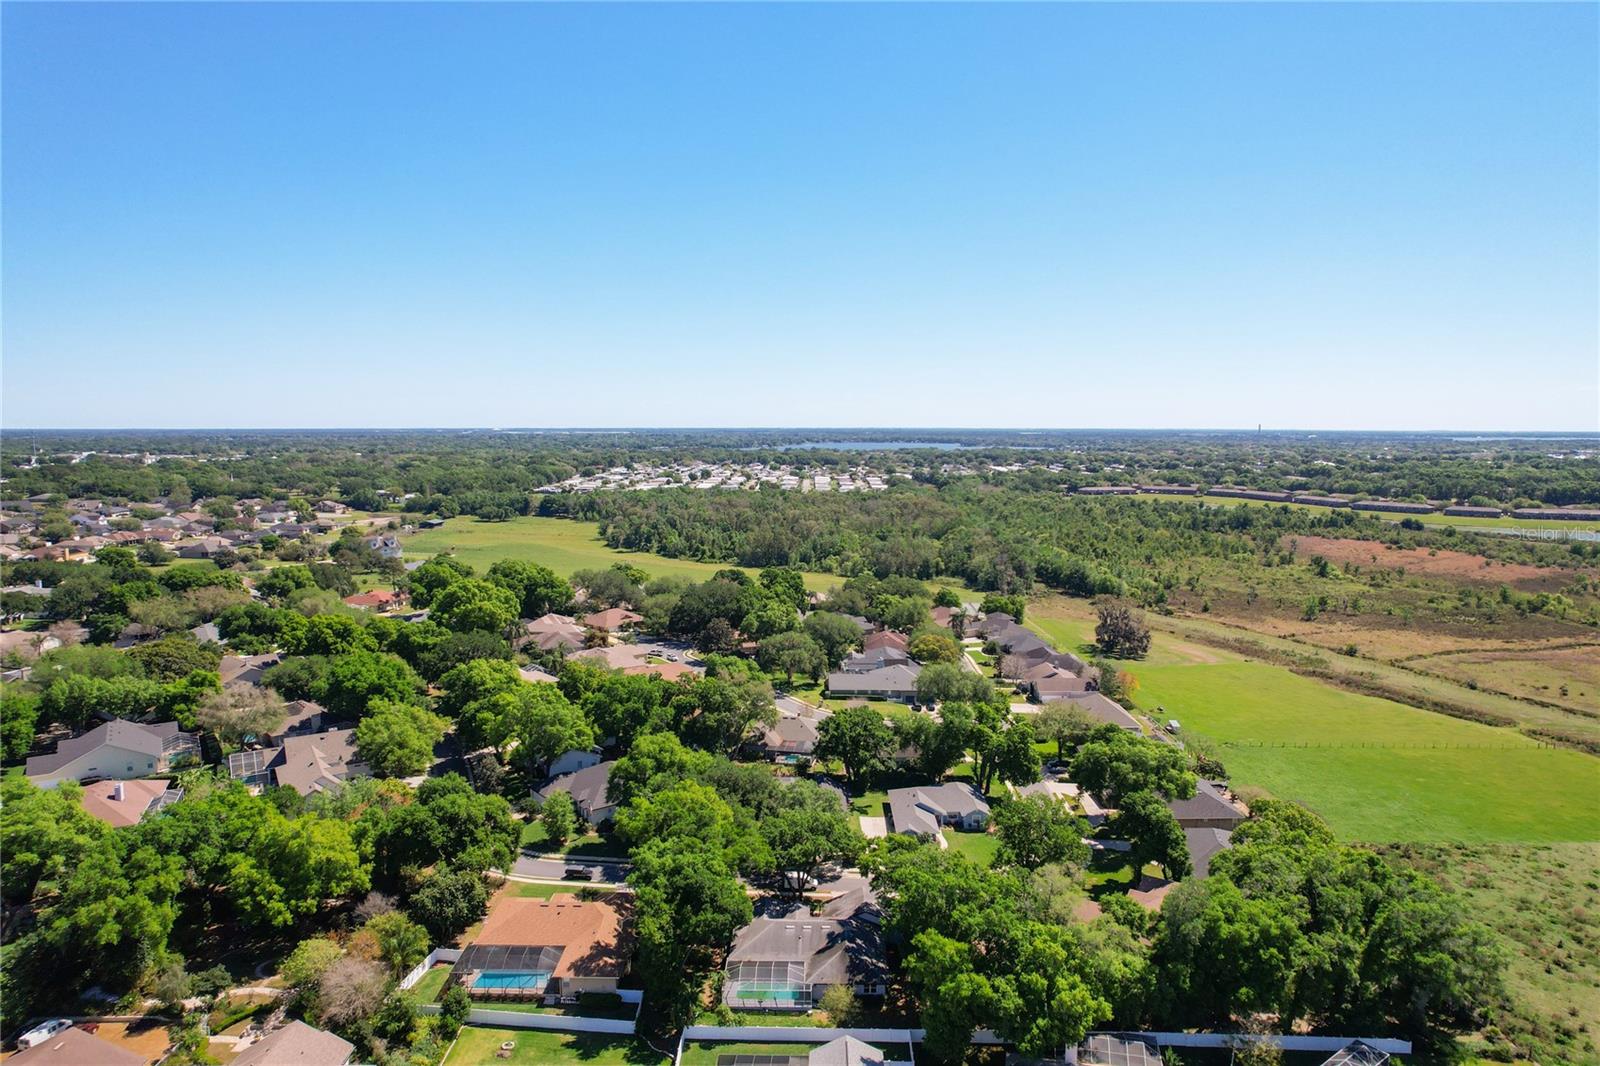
825, 663, 920, 701
1167, 780, 1247, 830
26, 719, 198, 788
886, 782, 990, 837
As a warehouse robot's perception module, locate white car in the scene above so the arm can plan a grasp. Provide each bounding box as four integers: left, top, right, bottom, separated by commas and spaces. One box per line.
17, 1020, 73, 1049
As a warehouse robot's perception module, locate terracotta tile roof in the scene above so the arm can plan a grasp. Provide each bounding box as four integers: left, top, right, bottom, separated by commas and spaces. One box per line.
78, 778, 172, 827
474, 894, 629, 979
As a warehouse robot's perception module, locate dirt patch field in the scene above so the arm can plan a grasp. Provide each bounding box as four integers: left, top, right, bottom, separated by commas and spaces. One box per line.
1287, 535, 1570, 589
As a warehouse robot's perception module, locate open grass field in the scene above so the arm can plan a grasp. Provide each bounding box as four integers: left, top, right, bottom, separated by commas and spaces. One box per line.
442, 1027, 667, 1066
1129, 659, 1600, 843
400, 516, 839, 591
1026, 595, 1600, 751
943, 828, 1000, 866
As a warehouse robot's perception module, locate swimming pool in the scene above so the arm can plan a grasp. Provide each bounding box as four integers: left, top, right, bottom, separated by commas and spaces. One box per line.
474, 971, 550, 990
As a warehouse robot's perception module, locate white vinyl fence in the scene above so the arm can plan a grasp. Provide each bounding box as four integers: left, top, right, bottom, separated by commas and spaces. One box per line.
398, 947, 462, 991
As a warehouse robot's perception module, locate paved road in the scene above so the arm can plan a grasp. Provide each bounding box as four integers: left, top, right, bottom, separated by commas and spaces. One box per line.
510, 853, 632, 885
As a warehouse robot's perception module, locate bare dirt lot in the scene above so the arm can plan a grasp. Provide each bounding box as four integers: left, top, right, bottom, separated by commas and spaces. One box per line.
1289, 535, 1571, 589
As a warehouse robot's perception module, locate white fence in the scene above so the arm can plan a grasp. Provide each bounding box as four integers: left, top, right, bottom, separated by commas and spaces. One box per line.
675, 1027, 1411, 1062
681, 1026, 925, 1043
398, 947, 462, 991
416, 1004, 638, 1034
1134, 1031, 1411, 1054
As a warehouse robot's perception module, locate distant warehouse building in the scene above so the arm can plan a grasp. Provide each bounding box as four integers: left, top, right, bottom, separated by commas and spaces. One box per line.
1513, 507, 1600, 522
1291, 494, 1349, 508
1443, 506, 1504, 518
1210, 487, 1293, 502
1351, 500, 1437, 514
1076, 485, 1138, 496
1137, 484, 1201, 495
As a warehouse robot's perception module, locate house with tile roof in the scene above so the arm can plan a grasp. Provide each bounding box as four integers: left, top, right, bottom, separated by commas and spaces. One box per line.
450, 892, 630, 1001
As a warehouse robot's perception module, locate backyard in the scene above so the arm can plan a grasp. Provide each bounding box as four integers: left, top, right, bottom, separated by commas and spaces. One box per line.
441, 1027, 667, 1066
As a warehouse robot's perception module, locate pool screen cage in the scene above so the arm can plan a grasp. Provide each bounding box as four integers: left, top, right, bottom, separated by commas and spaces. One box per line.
724, 960, 812, 1008
715, 1056, 808, 1066
450, 944, 563, 988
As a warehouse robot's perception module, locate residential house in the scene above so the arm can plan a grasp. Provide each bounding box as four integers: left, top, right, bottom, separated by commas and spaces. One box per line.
1167, 780, 1248, 830
264, 700, 328, 742
569, 644, 648, 670
1079, 1034, 1162, 1066
1059, 691, 1141, 732
78, 778, 184, 828
862, 630, 909, 654
517, 613, 588, 655
178, 535, 233, 559
837, 645, 911, 673
26, 719, 199, 788
365, 535, 403, 559
723, 903, 888, 1011
620, 660, 699, 682
450, 893, 629, 1001
1317, 1041, 1391, 1066
807, 1037, 887, 1066
518, 665, 559, 684
825, 663, 920, 701
547, 747, 603, 778
756, 715, 820, 761
343, 588, 406, 611
231, 1021, 355, 1066
227, 727, 367, 795
886, 782, 990, 837
582, 607, 643, 633
1029, 671, 1094, 702
220, 653, 283, 689
1184, 827, 1234, 880
537, 759, 618, 826
7, 1027, 145, 1066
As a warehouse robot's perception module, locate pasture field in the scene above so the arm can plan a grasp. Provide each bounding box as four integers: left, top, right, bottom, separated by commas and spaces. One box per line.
1129, 660, 1600, 843
400, 516, 838, 591
1026, 595, 1600, 751
1400, 644, 1600, 714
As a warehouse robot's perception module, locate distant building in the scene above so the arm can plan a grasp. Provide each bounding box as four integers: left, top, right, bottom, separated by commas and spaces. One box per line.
1184, 826, 1234, 879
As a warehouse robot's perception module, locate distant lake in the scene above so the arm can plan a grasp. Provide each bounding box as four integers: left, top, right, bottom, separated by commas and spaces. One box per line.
781, 440, 974, 451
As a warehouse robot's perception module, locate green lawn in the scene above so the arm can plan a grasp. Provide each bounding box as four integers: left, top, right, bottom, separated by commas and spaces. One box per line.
400, 516, 838, 592
442, 1027, 666, 1066
408, 964, 451, 1003
943, 829, 1000, 867
1129, 660, 1600, 843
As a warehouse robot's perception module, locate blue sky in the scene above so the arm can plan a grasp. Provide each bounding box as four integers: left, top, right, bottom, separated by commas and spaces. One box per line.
3, 2, 1596, 431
